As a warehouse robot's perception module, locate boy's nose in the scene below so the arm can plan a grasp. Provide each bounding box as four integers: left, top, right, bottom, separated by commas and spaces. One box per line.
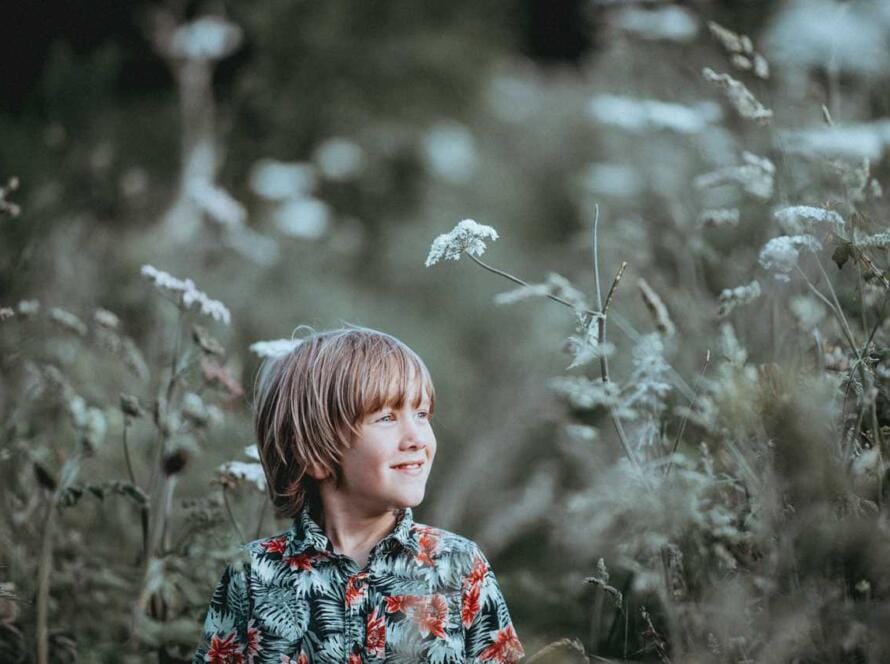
399, 418, 427, 445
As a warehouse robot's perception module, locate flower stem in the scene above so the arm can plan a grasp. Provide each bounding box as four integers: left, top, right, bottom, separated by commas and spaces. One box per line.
36, 448, 84, 664
122, 417, 137, 486
222, 484, 246, 544
466, 253, 599, 317
665, 351, 711, 478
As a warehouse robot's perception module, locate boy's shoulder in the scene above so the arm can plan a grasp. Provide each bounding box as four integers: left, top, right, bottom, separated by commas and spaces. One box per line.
409, 520, 483, 558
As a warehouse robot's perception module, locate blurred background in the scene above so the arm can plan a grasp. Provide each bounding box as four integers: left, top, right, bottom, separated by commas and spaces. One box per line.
5, 0, 890, 661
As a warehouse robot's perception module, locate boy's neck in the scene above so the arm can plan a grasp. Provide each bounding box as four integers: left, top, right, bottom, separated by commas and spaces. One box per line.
316, 499, 400, 568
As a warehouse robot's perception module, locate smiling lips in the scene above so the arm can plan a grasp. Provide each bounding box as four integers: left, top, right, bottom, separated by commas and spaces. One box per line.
392, 460, 424, 475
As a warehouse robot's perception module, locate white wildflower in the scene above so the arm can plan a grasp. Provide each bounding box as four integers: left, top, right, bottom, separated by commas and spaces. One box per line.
853, 231, 890, 249
189, 180, 246, 228
717, 280, 761, 317
168, 16, 242, 61
614, 5, 698, 43
249, 160, 316, 200
757, 235, 821, 281
586, 95, 721, 134
274, 197, 330, 240
565, 424, 598, 442
774, 205, 844, 236
140, 265, 231, 325
548, 376, 625, 412
249, 338, 302, 358
698, 208, 740, 228
702, 68, 773, 124
781, 122, 890, 161
425, 219, 499, 267
314, 138, 365, 181
182, 392, 209, 427
695, 151, 775, 200
422, 123, 478, 183
218, 460, 266, 491
16, 299, 40, 317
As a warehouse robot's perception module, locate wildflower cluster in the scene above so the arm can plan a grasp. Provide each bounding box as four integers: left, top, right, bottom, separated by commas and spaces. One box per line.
424, 219, 499, 266
140, 264, 231, 324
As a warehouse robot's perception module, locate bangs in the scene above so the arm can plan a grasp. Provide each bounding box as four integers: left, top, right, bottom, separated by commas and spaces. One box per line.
350, 339, 436, 420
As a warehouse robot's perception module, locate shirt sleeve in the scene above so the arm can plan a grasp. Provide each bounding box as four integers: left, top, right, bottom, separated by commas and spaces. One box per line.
461, 546, 525, 663
192, 561, 252, 663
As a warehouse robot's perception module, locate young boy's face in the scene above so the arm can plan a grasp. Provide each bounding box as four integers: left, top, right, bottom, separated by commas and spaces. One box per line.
335, 385, 436, 512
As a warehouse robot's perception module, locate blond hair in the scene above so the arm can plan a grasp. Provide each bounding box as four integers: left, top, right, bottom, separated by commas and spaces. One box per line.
253, 325, 436, 519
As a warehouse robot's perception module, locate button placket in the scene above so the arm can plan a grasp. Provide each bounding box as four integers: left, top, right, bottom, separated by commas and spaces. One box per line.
344, 571, 369, 660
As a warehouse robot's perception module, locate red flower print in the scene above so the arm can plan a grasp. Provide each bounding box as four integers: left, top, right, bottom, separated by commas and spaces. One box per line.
284, 552, 320, 571
461, 582, 481, 628
411, 594, 448, 640
345, 573, 369, 607
466, 555, 488, 587
479, 625, 524, 663
348, 654, 362, 664
298, 653, 309, 664
261, 536, 287, 555
246, 619, 262, 662
414, 531, 439, 567
366, 607, 386, 658
385, 594, 422, 614
206, 631, 244, 663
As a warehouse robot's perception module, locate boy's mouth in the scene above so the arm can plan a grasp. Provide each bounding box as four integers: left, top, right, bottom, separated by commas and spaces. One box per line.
391, 460, 425, 474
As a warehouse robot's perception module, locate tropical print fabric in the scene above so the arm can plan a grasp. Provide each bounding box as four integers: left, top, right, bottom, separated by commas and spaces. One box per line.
192, 505, 524, 663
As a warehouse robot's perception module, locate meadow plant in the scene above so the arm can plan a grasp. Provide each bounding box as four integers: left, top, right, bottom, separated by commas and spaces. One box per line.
425, 19, 890, 646
0, 264, 261, 662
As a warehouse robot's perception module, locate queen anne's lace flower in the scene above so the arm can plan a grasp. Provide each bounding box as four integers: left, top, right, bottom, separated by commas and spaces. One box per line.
695, 152, 775, 200
773, 205, 844, 236
217, 460, 266, 491
425, 219, 499, 267
586, 95, 721, 134
249, 338, 302, 358
141, 265, 231, 325
758, 235, 821, 281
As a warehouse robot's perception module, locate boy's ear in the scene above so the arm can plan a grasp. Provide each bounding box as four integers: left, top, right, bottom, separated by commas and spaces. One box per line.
306, 462, 330, 481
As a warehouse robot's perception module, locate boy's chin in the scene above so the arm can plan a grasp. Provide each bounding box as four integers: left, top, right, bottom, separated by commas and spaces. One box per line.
390, 491, 425, 509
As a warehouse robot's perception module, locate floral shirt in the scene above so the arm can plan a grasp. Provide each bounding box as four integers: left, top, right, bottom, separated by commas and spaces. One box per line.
192, 505, 524, 663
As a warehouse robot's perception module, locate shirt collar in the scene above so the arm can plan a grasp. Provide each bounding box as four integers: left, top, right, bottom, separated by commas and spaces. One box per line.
289, 504, 419, 557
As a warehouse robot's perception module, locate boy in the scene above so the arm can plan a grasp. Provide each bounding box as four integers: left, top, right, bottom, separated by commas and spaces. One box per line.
193, 326, 525, 663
